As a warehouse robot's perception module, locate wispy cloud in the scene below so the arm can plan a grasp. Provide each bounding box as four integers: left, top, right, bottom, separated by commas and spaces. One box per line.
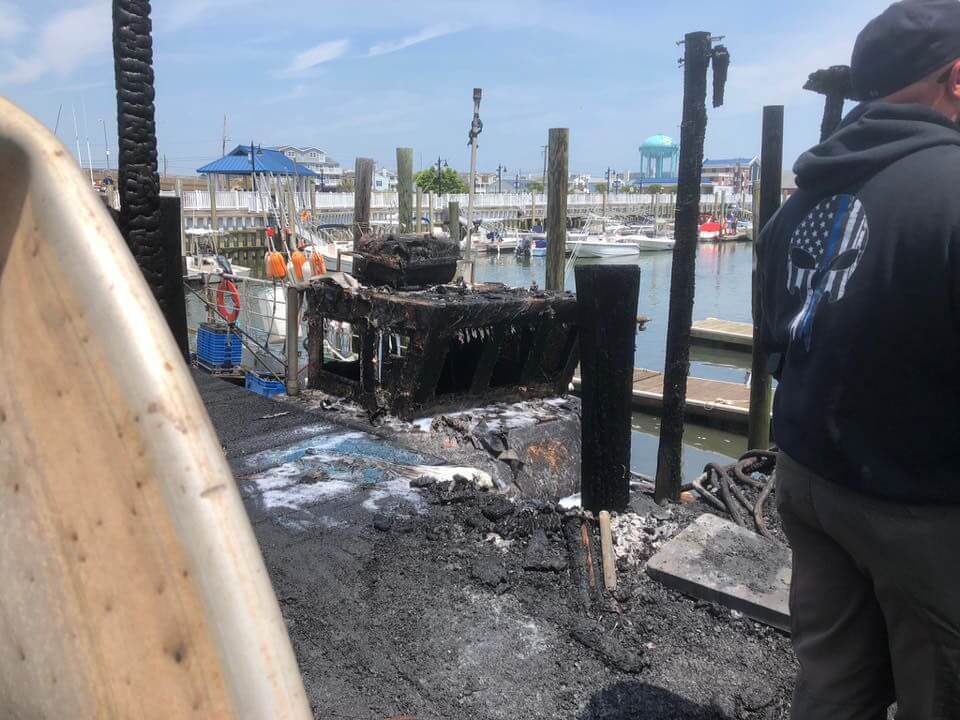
368, 23, 463, 57
283, 39, 350, 75
0, 0, 110, 86
0, 1, 25, 42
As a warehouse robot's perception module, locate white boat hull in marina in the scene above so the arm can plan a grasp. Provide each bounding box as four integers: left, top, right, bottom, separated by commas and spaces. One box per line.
568, 240, 640, 258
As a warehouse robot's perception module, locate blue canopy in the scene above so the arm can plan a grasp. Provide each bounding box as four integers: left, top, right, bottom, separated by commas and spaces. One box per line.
197, 144, 317, 177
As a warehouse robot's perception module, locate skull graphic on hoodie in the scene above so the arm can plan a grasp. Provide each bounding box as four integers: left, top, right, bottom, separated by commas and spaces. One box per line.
787, 194, 870, 350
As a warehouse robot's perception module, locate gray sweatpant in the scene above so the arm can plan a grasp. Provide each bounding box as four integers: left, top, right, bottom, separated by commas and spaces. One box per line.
776, 452, 960, 719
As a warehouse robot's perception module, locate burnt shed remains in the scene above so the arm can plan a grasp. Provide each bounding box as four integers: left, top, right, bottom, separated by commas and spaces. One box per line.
305, 280, 580, 420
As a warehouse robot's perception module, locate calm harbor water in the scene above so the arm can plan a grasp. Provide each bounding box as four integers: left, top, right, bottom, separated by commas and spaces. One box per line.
196, 241, 753, 483
470, 242, 754, 481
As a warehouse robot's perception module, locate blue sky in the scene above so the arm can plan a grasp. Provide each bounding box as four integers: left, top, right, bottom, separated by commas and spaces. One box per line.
1, 0, 886, 178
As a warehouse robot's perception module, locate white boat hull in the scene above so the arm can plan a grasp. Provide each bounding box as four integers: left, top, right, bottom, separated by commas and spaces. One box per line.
568, 240, 640, 258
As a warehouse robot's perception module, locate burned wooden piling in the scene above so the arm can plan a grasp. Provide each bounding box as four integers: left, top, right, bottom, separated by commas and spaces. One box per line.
576, 264, 640, 513
747, 106, 784, 450
804, 65, 857, 142
112, 0, 187, 355
655, 32, 729, 503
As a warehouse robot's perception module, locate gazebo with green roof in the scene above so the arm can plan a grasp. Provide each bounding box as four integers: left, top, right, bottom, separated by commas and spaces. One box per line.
638, 134, 680, 181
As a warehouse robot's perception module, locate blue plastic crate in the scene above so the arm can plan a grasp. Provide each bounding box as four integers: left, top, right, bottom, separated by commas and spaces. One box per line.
197, 322, 242, 368
245, 372, 285, 397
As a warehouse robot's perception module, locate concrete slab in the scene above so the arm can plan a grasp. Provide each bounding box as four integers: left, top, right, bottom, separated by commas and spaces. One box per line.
646, 513, 792, 631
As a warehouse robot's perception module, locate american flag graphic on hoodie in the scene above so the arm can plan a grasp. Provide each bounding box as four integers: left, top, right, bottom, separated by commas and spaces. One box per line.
787, 194, 870, 350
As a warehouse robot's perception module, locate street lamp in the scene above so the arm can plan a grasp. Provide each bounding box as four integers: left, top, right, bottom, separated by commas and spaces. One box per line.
496, 164, 507, 194
435, 155, 448, 195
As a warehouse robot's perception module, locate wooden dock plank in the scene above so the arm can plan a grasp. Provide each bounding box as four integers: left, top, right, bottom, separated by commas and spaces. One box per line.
574, 367, 763, 431
690, 317, 753, 351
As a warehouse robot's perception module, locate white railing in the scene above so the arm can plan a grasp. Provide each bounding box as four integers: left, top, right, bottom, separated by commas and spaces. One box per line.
178, 190, 747, 213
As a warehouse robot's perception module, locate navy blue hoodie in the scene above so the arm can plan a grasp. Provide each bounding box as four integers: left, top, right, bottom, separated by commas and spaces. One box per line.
759, 102, 960, 503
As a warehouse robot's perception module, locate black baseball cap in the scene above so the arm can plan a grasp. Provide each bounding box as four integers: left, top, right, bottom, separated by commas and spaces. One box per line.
852, 0, 960, 99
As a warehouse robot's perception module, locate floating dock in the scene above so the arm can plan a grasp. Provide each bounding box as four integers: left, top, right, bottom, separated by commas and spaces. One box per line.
574, 367, 757, 430
690, 317, 753, 351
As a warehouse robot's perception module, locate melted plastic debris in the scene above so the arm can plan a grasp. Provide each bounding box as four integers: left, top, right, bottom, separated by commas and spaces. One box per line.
242, 430, 492, 529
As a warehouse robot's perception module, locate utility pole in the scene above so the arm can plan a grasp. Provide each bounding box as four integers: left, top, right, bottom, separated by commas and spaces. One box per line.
465, 87, 483, 254
222, 114, 228, 156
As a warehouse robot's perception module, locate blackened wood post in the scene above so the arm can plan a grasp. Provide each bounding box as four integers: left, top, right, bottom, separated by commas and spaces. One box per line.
576, 264, 640, 513
804, 66, 856, 142
113, 0, 189, 357
747, 106, 784, 450
397, 147, 413, 233
353, 157, 374, 248
158, 196, 189, 361
545, 128, 569, 291
654, 31, 713, 503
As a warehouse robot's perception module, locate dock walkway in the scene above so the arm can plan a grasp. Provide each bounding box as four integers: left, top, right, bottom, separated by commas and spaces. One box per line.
574, 367, 756, 430
690, 317, 753, 351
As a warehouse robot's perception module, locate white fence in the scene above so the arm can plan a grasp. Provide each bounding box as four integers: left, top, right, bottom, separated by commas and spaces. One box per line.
174, 190, 748, 213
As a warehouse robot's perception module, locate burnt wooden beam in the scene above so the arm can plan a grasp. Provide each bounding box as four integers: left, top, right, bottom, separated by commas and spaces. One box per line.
470, 325, 507, 394
804, 65, 857, 142
576, 264, 640, 513
655, 31, 714, 504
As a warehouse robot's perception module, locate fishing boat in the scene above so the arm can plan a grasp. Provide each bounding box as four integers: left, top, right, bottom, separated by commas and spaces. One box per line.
183, 228, 250, 282
567, 238, 640, 258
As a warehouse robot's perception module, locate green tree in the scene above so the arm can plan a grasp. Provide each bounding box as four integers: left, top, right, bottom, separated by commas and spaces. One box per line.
339, 176, 355, 192
415, 167, 468, 194
594, 182, 608, 194
527, 180, 544, 193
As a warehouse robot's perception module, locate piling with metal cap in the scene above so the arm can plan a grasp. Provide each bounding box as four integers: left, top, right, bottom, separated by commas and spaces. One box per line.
576, 263, 640, 513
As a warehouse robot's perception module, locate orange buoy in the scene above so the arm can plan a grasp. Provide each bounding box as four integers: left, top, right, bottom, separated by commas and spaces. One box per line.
291, 250, 307, 281
265, 251, 286, 279
310, 252, 326, 275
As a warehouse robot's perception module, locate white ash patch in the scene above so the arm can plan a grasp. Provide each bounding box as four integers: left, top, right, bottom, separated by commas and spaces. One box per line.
611, 510, 680, 566
558, 493, 581, 510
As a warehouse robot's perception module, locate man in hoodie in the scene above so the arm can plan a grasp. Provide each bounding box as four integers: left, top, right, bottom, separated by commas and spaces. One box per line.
759, 1, 960, 717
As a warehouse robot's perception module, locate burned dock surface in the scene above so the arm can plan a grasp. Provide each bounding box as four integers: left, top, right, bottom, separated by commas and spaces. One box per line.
193, 372, 796, 719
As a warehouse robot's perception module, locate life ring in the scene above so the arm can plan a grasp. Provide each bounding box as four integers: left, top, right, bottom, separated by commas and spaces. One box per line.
216, 279, 241, 323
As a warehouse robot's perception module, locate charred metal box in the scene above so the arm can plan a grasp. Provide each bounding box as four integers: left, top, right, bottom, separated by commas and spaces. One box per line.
305, 282, 580, 419
353, 234, 460, 289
